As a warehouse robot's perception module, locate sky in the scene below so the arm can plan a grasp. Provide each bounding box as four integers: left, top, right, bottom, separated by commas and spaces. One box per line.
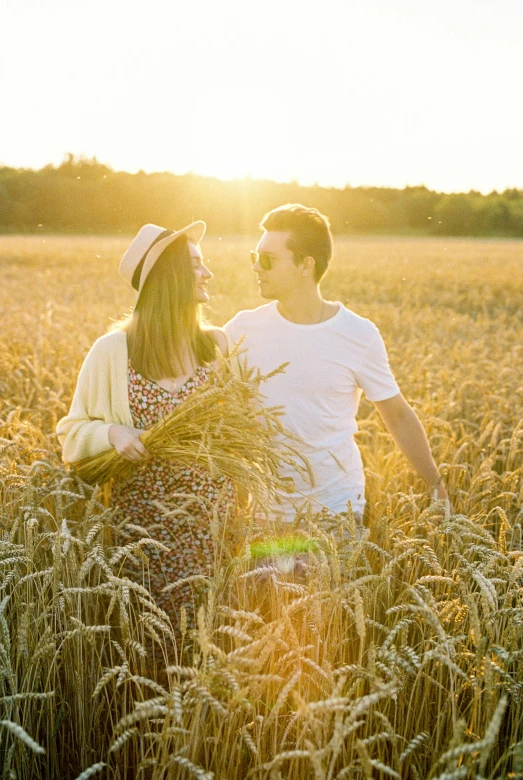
1, 0, 522, 194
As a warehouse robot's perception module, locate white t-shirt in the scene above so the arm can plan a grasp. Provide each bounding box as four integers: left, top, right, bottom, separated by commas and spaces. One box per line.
224, 301, 400, 518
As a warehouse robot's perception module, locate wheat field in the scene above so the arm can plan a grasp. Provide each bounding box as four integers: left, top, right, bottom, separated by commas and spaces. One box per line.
0, 234, 522, 780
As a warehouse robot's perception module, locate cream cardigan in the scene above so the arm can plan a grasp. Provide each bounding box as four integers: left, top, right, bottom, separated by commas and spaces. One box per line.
57, 329, 240, 464
56, 331, 133, 464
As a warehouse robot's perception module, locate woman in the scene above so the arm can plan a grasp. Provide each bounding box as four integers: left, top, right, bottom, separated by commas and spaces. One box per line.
57, 221, 234, 626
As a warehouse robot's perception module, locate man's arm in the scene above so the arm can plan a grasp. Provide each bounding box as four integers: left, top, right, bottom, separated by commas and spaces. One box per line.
373, 393, 448, 500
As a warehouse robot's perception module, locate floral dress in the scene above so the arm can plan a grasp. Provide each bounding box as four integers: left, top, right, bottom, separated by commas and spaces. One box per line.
111, 361, 235, 627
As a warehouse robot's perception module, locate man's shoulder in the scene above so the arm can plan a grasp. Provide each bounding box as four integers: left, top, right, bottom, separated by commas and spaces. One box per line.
224, 302, 276, 332
336, 304, 380, 341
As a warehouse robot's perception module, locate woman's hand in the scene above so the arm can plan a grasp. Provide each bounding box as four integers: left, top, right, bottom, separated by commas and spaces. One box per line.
108, 424, 151, 463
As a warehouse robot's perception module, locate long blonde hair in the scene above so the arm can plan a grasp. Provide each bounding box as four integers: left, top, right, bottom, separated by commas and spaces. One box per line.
117, 235, 217, 379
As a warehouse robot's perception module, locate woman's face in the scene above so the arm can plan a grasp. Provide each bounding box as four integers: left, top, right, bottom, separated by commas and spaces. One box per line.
189, 242, 213, 303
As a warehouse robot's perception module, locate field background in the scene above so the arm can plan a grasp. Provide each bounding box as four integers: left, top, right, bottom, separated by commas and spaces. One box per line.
2, 234, 522, 517
0, 235, 522, 779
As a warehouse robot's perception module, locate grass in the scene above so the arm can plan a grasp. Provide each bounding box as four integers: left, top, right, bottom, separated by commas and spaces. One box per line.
0, 234, 522, 779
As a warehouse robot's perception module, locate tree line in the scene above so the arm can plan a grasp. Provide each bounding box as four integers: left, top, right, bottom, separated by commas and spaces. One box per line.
1, 155, 523, 237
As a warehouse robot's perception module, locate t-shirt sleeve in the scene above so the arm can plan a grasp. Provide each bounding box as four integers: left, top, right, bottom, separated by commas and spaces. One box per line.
223, 314, 252, 357
223, 315, 242, 343
355, 328, 400, 402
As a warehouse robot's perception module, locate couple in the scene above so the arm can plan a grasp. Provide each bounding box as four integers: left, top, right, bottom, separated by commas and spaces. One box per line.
57, 203, 447, 620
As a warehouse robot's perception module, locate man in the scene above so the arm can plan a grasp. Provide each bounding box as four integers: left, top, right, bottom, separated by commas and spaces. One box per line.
224, 204, 448, 522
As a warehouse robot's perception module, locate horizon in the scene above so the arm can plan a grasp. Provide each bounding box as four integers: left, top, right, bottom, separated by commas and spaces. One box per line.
2, 154, 521, 198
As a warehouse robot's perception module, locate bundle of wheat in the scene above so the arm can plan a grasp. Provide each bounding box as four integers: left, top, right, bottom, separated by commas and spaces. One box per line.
74, 356, 311, 505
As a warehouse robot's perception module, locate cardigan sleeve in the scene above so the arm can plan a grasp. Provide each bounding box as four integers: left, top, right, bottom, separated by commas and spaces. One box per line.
56, 333, 130, 464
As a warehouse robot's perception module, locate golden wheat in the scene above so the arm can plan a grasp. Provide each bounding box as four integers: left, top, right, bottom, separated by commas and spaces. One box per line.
0, 235, 522, 778
73, 354, 310, 505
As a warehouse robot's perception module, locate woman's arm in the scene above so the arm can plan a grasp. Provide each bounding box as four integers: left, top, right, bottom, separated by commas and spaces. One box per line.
56, 344, 115, 463
56, 334, 135, 464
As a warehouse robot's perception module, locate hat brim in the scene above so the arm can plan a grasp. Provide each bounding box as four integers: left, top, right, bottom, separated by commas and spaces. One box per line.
137, 220, 206, 294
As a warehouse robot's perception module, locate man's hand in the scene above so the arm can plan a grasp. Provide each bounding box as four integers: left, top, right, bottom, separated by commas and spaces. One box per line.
373, 393, 449, 502
108, 424, 151, 463
433, 479, 449, 502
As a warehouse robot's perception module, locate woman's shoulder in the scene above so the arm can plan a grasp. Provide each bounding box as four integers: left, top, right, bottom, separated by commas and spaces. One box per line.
208, 328, 228, 356
91, 329, 127, 351
82, 330, 128, 368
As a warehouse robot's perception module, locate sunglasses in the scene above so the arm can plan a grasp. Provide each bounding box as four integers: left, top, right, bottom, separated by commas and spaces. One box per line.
250, 250, 274, 271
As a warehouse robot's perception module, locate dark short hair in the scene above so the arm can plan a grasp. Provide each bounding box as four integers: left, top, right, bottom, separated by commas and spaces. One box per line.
260, 203, 333, 282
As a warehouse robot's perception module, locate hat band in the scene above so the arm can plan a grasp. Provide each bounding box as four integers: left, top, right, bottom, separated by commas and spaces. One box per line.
132, 229, 174, 291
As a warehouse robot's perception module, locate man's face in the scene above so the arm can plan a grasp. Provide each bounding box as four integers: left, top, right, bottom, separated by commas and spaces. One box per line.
252, 230, 303, 300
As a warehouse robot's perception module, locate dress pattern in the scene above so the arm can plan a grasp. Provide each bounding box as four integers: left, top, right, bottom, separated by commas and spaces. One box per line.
111, 362, 235, 627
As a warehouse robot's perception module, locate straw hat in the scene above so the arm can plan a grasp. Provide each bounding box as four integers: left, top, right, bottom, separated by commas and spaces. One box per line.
119, 221, 206, 294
